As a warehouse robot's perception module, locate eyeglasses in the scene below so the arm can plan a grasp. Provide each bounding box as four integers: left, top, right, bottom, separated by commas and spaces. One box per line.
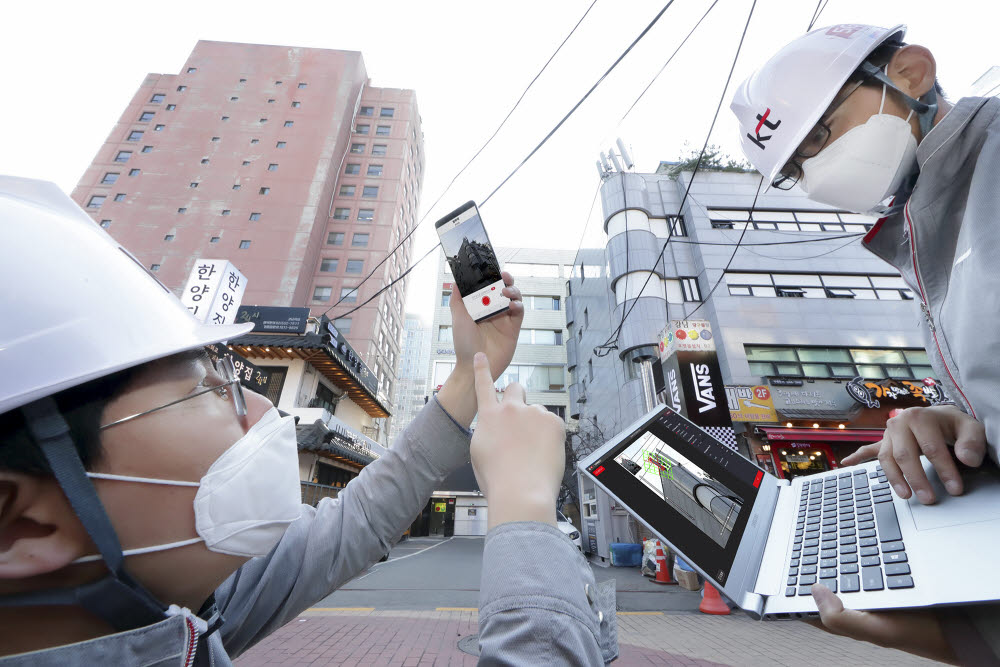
772, 78, 868, 190
100, 354, 247, 430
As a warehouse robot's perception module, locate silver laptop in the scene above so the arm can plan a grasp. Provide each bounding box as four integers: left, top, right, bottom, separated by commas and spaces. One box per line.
579, 404, 1000, 619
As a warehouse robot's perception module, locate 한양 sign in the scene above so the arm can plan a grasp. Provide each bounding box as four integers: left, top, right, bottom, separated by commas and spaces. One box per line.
180, 259, 247, 325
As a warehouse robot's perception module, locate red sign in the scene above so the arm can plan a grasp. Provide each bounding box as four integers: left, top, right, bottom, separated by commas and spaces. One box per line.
593, 465, 605, 477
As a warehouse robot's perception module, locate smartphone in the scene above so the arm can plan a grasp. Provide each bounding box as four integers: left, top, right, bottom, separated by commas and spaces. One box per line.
434, 201, 510, 322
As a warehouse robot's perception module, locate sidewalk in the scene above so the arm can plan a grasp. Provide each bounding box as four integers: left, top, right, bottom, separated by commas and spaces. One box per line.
236, 608, 945, 666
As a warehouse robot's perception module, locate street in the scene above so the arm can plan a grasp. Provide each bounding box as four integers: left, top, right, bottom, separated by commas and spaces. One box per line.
237, 537, 944, 666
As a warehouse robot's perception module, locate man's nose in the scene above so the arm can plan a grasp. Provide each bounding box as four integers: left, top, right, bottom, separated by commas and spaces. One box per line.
241, 386, 275, 431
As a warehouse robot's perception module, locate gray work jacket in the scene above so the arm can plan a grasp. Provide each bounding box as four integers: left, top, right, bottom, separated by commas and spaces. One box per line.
863, 96, 1000, 664
2, 397, 618, 665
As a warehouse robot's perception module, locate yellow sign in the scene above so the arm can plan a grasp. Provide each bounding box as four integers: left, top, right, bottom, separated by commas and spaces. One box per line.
433, 502, 447, 513
725, 385, 778, 423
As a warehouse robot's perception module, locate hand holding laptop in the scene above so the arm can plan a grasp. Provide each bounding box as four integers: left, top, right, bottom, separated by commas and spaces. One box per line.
842, 405, 987, 504
470, 352, 565, 530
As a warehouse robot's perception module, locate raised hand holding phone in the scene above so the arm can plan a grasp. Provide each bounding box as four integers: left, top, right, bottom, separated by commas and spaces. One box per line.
435, 201, 510, 322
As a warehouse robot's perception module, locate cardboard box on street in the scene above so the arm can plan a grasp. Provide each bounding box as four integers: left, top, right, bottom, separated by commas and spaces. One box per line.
673, 567, 700, 591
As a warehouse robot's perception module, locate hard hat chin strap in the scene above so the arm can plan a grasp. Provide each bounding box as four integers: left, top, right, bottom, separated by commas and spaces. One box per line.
1, 398, 167, 632
859, 61, 939, 139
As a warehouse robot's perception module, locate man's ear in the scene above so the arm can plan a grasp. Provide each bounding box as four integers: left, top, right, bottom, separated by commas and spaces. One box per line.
889, 45, 938, 99
0, 473, 92, 579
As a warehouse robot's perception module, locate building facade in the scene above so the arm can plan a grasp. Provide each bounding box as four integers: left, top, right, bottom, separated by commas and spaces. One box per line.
71, 40, 424, 443
419, 247, 574, 536
388, 313, 432, 444
569, 167, 936, 560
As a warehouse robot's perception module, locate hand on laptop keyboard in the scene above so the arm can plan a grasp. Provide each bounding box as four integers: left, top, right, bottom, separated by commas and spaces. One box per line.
807, 583, 956, 664
841, 405, 986, 505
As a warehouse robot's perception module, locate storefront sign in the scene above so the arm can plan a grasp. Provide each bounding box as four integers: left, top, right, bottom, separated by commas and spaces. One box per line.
658, 319, 715, 360
846, 377, 948, 409
205, 343, 271, 394
433, 502, 446, 513
725, 385, 778, 423
770, 377, 804, 387
321, 317, 378, 398
785, 454, 811, 463
235, 305, 309, 334
180, 259, 247, 325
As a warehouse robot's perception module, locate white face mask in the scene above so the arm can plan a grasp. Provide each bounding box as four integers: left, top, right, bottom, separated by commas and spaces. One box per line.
800, 80, 917, 215
75, 407, 302, 562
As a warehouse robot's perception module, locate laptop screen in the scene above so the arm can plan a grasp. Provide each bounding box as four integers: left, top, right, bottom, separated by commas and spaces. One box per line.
584, 408, 766, 586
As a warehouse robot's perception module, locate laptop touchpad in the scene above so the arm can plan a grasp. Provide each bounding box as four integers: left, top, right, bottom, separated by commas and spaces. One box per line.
907, 459, 1000, 531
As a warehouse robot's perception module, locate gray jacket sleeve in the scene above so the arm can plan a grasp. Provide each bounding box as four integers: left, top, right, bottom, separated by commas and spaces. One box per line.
478, 522, 619, 665
214, 397, 472, 657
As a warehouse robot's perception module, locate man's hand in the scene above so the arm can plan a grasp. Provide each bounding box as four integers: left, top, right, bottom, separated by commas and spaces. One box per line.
469, 352, 565, 530
842, 405, 987, 504
809, 584, 957, 664
436, 272, 524, 428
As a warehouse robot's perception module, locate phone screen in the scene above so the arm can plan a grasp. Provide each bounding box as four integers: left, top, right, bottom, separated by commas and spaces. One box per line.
437, 205, 503, 296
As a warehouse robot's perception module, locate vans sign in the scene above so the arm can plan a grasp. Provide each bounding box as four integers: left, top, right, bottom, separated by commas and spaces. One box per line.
676, 351, 732, 428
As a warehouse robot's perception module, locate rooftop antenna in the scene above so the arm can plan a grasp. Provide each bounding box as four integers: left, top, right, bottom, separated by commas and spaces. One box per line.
608, 149, 623, 173
616, 137, 634, 170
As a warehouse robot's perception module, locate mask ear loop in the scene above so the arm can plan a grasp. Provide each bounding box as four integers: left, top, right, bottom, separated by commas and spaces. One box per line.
879, 65, 917, 124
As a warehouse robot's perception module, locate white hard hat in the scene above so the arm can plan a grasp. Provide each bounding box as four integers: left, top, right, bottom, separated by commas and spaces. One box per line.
731, 23, 906, 185
0, 176, 253, 414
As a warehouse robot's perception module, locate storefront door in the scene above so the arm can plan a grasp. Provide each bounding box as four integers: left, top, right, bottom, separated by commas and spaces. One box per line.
428, 498, 455, 536
774, 444, 834, 480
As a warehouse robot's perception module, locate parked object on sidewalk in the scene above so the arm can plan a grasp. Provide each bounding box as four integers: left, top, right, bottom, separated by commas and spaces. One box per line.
652, 541, 676, 585
700, 583, 731, 615
556, 510, 583, 550
610, 542, 642, 567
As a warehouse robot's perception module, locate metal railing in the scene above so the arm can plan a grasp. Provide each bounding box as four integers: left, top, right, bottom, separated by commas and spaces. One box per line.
300, 481, 340, 507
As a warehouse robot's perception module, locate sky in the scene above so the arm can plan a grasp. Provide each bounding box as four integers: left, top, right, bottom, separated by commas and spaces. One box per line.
1, 0, 993, 323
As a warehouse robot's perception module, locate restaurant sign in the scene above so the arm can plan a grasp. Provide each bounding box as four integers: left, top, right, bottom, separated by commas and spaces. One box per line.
846, 377, 948, 409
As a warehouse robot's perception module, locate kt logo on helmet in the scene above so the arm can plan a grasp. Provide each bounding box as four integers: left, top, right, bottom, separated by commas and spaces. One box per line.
747, 108, 780, 150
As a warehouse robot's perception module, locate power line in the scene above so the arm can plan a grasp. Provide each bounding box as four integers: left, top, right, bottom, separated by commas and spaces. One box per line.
319, 0, 600, 318
594, 0, 759, 356
807, 0, 831, 31
681, 175, 764, 319
735, 232, 861, 261
667, 232, 865, 247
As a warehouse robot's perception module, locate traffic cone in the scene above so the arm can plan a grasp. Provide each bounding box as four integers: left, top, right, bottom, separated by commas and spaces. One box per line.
699, 582, 731, 615
652, 541, 676, 585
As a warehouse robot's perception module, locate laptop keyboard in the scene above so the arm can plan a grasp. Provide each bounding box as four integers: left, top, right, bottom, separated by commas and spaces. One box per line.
785, 465, 914, 597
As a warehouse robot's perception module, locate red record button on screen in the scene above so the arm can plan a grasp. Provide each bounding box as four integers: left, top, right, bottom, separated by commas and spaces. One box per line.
753, 470, 763, 488
593, 465, 605, 477
482, 296, 491, 306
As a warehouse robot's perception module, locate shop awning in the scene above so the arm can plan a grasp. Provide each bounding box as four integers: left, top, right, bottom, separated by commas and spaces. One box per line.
296, 419, 379, 468
760, 427, 884, 443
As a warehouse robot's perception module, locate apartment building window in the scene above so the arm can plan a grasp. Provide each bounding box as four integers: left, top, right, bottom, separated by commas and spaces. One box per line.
357, 208, 374, 221
352, 233, 369, 247
164, 234, 174, 241
210, 236, 220, 243
249, 212, 261, 221
99, 220, 111, 228
380, 107, 395, 118
220, 116, 230, 122
339, 287, 357, 303
259, 187, 270, 195
141, 145, 153, 153
177, 85, 187, 92
291, 101, 301, 108
312, 286, 332, 302
320, 259, 338, 272
494, 365, 566, 392
367, 164, 383, 176
276, 141, 286, 148
345, 164, 360, 175
267, 163, 278, 172
239, 240, 251, 249
166, 104, 176, 111
669, 215, 688, 237
545, 405, 567, 420
376, 125, 391, 136
372, 144, 387, 156
297, 82, 308, 89
359, 106, 374, 116
189, 182, 199, 188
128, 168, 140, 177
275, 80, 283, 86
250, 138, 259, 144
346, 259, 364, 274
340, 185, 355, 197
221, 209, 231, 216
177, 207, 187, 214
355, 124, 370, 134
362, 186, 378, 198
242, 160, 251, 166
333, 207, 350, 220
518, 329, 563, 345
588, 359, 594, 382
506, 263, 560, 278
350, 143, 365, 154
328, 232, 344, 245
681, 277, 701, 302
201, 158, 210, 165
150, 264, 161, 272
139, 111, 155, 122
150, 93, 165, 104
438, 326, 453, 342
283, 121, 294, 128
113, 193, 126, 202
232, 184, 241, 190
211, 137, 220, 142
127, 130, 144, 142
441, 291, 451, 306
101, 173, 119, 185
154, 124, 165, 131
267, 98, 275, 104
187, 67, 197, 73
259, 118, 268, 124
524, 295, 560, 310
333, 317, 352, 334
725, 272, 913, 301
114, 151, 132, 163
745, 345, 934, 381
583, 308, 589, 329
708, 208, 876, 234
